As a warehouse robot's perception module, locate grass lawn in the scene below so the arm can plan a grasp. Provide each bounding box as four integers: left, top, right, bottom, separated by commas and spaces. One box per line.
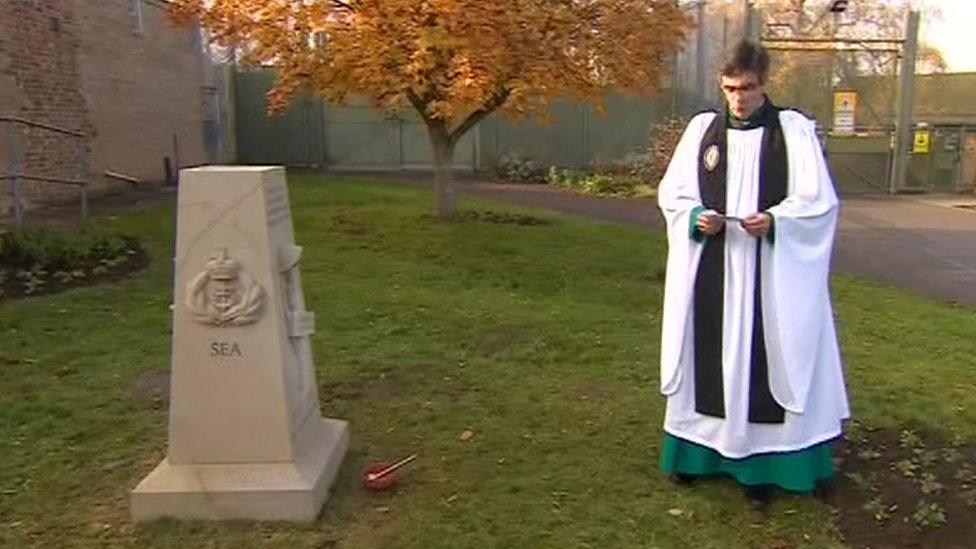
1, 174, 974, 548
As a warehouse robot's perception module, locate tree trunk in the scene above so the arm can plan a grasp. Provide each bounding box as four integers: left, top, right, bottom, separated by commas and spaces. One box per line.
408, 87, 509, 219
429, 124, 457, 218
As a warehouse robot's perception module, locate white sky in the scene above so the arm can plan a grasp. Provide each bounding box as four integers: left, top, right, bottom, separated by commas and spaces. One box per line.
919, 0, 976, 72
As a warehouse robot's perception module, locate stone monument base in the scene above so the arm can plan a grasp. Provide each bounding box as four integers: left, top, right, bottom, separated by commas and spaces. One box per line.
131, 418, 348, 523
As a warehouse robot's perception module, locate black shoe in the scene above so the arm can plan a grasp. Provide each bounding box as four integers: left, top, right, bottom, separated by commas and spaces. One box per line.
744, 484, 775, 509
813, 478, 835, 502
670, 473, 697, 486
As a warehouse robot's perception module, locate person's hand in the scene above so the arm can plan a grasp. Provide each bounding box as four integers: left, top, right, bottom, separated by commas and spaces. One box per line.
740, 212, 771, 237
696, 209, 723, 236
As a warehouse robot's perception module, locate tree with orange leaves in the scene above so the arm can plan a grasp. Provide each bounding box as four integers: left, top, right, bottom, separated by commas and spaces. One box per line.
171, 0, 689, 217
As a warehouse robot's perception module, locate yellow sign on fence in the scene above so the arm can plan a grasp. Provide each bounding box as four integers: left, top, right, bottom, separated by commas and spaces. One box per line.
913, 129, 931, 153
833, 91, 857, 135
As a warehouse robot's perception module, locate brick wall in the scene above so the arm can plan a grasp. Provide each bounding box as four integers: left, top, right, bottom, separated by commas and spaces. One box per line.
76, 0, 208, 186
0, 0, 208, 216
0, 0, 89, 211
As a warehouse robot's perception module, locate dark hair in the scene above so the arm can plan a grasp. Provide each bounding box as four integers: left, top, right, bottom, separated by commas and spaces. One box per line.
721, 40, 770, 83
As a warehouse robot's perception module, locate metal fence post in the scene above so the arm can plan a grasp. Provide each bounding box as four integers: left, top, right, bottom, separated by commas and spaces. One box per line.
319, 99, 328, 166
77, 134, 88, 221
890, 10, 920, 194
6, 123, 23, 227
883, 126, 893, 193
0, 117, 87, 223
581, 105, 589, 169
955, 125, 965, 192
172, 134, 181, 184
397, 116, 404, 168
303, 101, 311, 166
926, 130, 935, 191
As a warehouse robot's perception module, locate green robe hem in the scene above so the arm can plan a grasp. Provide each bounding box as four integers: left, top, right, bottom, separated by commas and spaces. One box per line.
690, 205, 706, 242
660, 433, 835, 492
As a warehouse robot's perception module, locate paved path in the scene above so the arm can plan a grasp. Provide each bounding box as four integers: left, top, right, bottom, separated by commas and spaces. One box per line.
369, 173, 976, 308
833, 195, 976, 307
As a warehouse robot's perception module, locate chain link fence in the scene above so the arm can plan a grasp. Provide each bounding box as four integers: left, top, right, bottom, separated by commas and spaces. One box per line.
229, 2, 974, 194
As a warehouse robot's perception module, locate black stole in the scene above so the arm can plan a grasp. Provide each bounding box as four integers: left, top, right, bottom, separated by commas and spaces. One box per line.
693, 101, 788, 424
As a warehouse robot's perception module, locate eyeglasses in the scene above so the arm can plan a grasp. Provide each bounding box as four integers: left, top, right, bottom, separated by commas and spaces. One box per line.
721, 82, 761, 93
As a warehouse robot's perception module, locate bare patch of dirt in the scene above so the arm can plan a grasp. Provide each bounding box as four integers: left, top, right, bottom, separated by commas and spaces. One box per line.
422, 210, 551, 226
133, 371, 170, 411
831, 422, 976, 548
477, 324, 535, 358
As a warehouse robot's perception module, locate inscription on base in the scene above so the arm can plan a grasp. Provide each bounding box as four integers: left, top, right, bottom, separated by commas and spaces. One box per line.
210, 341, 243, 358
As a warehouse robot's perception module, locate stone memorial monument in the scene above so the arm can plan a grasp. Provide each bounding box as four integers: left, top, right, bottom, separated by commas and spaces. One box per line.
131, 166, 348, 522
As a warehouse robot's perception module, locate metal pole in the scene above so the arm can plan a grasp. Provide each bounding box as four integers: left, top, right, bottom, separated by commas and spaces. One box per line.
883, 126, 893, 192
956, 125, 965, 192
794, 0, 805, 34
749, 6, 763, 41
214, 90, 223, 163
890, 10, 920, 194
763, 45, 900, 53
472, 116, 480, 173
492, 114, 499, 172
762, 37, 905, 44
581, 105, 589, 169
172, 134, 181, 185
926, 127, 935, 190
695, 1, 707, 105
320, 99, 328, 166
6, 123, 23, 227
824, 10, 838, 134
228, 65, 239, 163
744, 0, 752, 40
303, 101, 311, 167
723, 15, 729, 57
670, 0, 680, 115
670, 54, 678, 116
78, 134, 88, 221
397, 115, 404, 169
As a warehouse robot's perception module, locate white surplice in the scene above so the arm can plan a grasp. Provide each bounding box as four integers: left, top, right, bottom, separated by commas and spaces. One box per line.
657, 110, 849, 458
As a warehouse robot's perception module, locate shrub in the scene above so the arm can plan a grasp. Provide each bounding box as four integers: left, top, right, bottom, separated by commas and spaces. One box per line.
497, 153, 546, 182
546, 167, 637, 197
598, 152, 653, 181
646, 116, 690, 187
0, 228, 135, 272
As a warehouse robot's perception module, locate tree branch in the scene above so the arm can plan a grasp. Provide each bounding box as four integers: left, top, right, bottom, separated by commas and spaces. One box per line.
329, 0, 355, 11
448, 88, 512, 144
405, 89, 433, 126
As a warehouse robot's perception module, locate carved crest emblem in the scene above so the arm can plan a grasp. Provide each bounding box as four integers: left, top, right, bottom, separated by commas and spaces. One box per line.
703, 144, 720, 172
185, 249, 265, 327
